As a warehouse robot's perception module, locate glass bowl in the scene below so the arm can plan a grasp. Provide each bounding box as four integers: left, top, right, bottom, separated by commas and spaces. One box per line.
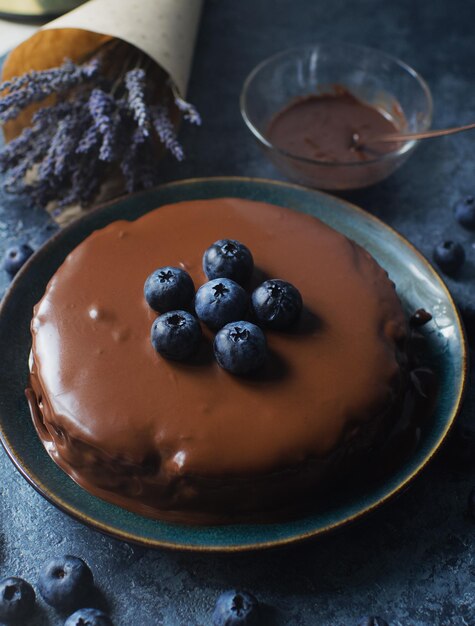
240, 43, 433, 190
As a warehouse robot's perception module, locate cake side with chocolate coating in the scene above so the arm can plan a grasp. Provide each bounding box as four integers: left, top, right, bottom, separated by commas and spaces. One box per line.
27, 198, 409, 524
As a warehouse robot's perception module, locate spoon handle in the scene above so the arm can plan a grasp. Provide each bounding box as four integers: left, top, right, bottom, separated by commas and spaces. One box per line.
364, 121, 475, 144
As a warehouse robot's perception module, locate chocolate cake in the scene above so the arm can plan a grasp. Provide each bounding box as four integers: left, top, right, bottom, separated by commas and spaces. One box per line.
27, 198, 410, 524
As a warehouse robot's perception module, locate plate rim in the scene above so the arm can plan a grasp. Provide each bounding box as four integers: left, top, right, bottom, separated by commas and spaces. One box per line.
0, 176, 468, 552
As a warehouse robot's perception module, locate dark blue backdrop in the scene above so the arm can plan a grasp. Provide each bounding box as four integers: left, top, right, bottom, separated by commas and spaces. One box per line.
0, 2, 474, 624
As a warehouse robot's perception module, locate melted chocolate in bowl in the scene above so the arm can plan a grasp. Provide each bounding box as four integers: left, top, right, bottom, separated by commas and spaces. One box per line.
265, 87, 406, 189
27, 198, 429, 524
267, 88, 401, 162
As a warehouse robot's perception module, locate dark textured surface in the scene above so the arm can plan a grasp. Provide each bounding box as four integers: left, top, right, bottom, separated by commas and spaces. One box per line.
0, 1, 474, 625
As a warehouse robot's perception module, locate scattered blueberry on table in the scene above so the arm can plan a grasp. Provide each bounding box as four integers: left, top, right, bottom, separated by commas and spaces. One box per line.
2, 243, 34, 277
38, 555, 94, 612
212, 590, 261, 626
454, 196, 475, 229
251, 279, 302, 329
0, 576, 36, 624
203, 238, 254, 285
214, 321, 267, 374
433, 240, 465, 275
144, 266, 195, 312
194, 277, 249, 329
64, 607, 114, 626
151, 310, 202, 360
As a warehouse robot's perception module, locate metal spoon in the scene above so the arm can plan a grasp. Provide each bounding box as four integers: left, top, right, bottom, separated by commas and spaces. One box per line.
352, 121, 475, 148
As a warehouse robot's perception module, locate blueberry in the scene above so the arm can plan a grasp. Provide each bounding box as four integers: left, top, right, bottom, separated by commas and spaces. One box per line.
356, 618, 389, 626
2, 243, 34, 277
38, 555, 94, 612
214, 322, 267, 375
194, 278, 248, 330
151, 310, 202, 360
251, 279, 302, 330
0, 577, 35, 624
203, 239, 254, 285
454, 196, 475, 229
433, 240, 465, 275
212, 590, 261, 626
65, 608, 114, 626
144, 266, 195, 312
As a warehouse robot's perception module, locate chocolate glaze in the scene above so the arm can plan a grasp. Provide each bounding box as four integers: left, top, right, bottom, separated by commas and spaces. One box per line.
267, 88, 400, 163
27, 198, 409, 524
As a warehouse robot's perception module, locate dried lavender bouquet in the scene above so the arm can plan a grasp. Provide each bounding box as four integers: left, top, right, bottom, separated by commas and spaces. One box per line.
0, 40, 200, 222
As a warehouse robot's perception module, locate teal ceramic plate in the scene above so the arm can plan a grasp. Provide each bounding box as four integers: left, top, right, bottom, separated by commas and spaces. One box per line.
0, 177, 467, 552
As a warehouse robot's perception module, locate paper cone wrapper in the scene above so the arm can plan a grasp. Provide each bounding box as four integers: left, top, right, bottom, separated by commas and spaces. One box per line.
2, 0, 203, 138
42, 0, 203, 97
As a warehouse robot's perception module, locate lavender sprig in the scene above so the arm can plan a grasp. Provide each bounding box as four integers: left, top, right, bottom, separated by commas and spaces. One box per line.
171, 83, 201, 126
151, 104, 184, 161
0, 58, 100, 95
0, 126, 37, 168
76, 123, 101, 155
88, 88, 120, 161
0, 59, 100, 122
39, 113, 81, 180
120, 128, 155, 192
0, 49, 200, 212
125, 68, 152, 136
174, 95, 201, 126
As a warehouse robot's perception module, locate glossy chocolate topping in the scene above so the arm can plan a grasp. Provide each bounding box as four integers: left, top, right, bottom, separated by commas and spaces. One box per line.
28, 198, 408, 523
267, 88, 400, 163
